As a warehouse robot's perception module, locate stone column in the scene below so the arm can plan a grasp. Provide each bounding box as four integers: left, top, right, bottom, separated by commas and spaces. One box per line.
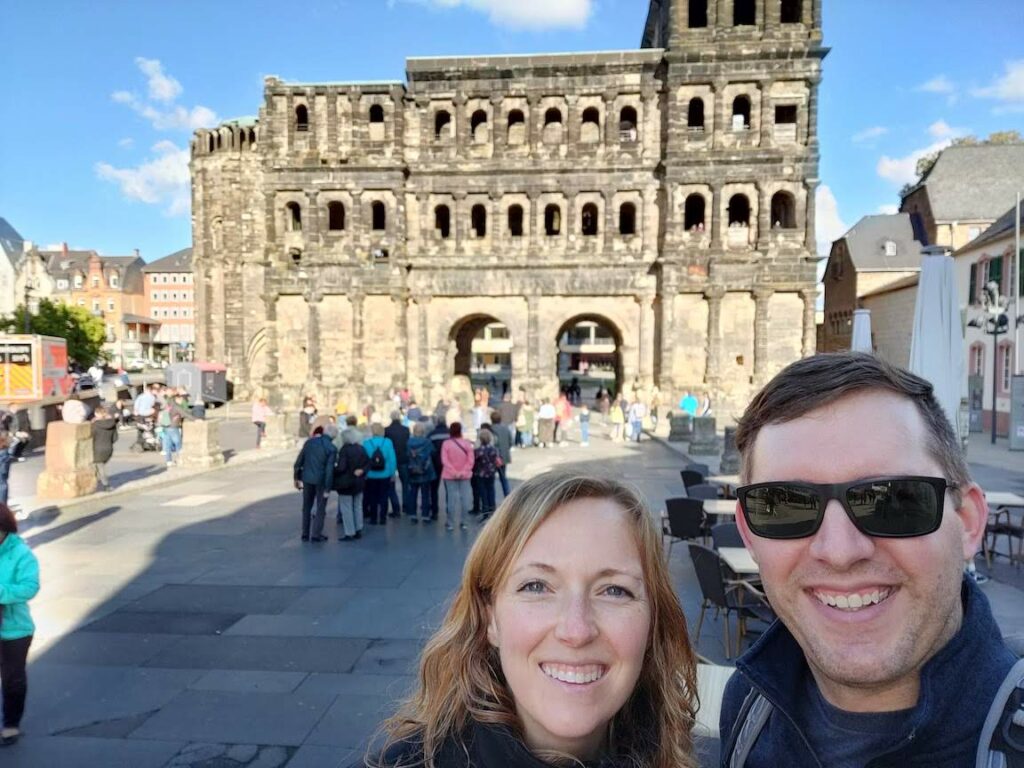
262, 412, 297, 450
393, 289, 409, 387
453, 93, 468, 153
704, 284, 726, 386
759, 82, 772, 148
710, 184, 723, 249
178, 420, 225, 470
800, 288, 817, 357
636, 293, 656, 387
527, 295, 541, 388
527, 94, 541, 151
565, 94, 580, 160
414, 294, 431, 387
260, 294, 281, 398
806, 77, 821, 148
453, 192, 467, 255
351, 292, 366, 386
527, 192, 540, 254
36, 422, 97, 498
306, 291, 323, 384
753, 285, 775, 385
603, 90, 618, 147
641, 187, 657, 253
490, 94, 505, 154
804, 179, 818, 251
305, 190, 320, 249
658, 274, 678, 392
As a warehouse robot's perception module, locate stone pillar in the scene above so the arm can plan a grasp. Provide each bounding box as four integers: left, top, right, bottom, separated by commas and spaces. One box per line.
753, 285, 775, 385
178, 420, 225, 470
704, 285, 726, 386
658, 274, 678, 392
806, 77, 821, 148
800, 288, 817, 357
305, 190, 320, 248
603, 90, 618, 146
453, 192, 468, 254
527, 192, 541, 254
414, 294, 431, 386
351, 292, 366, 386
36, 422, 97, 498
565, 94, 580, 159
689, 416, 719, 456
393, 289, 409, 387
668, 413, 694, 442
261, 295, 281, 401
805, 179, 818, 251
453, 93, 468, 153
710, 184, 723, 249
527, 94, 541, 151
306, 291, 323, 383
637, 293, 656, 387
490, 94, 505, 154
641, 187, 657, 253
262, 412, 297, 449
527, 295, 541, 388
719, 426, 741, 473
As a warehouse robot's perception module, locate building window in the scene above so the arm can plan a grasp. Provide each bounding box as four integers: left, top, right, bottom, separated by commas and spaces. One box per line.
1000, 343, 1013, 393
987, 256, 1005, 294
581, 203, 599, 236
110, 274, 119, 288
471, 205, 487, 238
734, 0, 756, 25
369, 105, 385, 123
619, 107, 638, 143
74, 275, 83, 288
507, 110, 526, 145
435, 205, 451, 239
327, 201, 346, 231
687, 98, 705, 131
57, 279, 68, 290
107, 299, 115, 311
689, 0, 708, 27
295, 104, 309, 132
162, 275, 169, 283
152, 292, 158, 302
434, 110, 452, 141
286, 202, 302, 232
732, 96, 752, 131
970, 344, 984, 377
369, 104, 385, 142
543, 108, 563, 144
775, 105, 798, 125
171, 275, 178, 284
92, 276, 100, 288
728, 194, 751, 226
619, 203, 637, 236
508, 205, 524, 238
371, 201, 386, 231
581, 108, 601, 144
471, 110, 488, 143
884, 240, 897, 257
545, 204, 562, 236
770, 191, 797, 229
77, 299, 85, 307
172, 310, 178, 318
685, 194, 706, 231
780, 0, 802, 23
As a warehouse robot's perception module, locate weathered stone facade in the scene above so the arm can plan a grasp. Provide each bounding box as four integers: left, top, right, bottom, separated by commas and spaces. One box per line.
191, 0, 825, 420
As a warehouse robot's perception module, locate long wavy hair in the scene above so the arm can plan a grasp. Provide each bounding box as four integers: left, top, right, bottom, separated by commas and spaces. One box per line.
372, 470, 699, 768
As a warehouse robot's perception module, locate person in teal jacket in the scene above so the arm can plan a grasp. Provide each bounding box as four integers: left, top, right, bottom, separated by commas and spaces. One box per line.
0, 503, 39, 746
362, 424, 397, 525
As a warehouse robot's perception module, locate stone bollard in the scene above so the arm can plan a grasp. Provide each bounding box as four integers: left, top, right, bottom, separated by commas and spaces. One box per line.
719, 426, 741, 473
667, 412, 694, 442
36, 421, 97, 498
261, 413, 297, 450
178, 419, 225, 470
688, 416, 719, 456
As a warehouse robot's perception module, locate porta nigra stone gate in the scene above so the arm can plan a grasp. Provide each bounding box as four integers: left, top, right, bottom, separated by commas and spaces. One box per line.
191, 0, 825, 419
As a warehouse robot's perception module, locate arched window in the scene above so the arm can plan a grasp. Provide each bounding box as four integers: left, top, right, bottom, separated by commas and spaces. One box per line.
581, 203, 599, 236
508, 205, 524, 237
285, 202, 302, 232
689, 0, 708, 27
327, 202, 346, 231
970, 343, 985, 377
216, 133, 222, 149
248, 128, 257, 146
734, 0, 756, 26
619, 107, 638, 143
619, 203, 637, 236
770, 192, 797, 229
371, 201, 386, 231
434, 205, 451, 239
471, 110, 488, 143
545, 204, 562, 236
684, 194, 706, 231
369, 105, 385, 123
687, 98, 705, 131
435, 110, 452, 140
471, 205, 487, 238
728, 194, 751, 226
295, 105, 309, 132
780, 0, 802, 24
581, 108, 601, 144
543, 108, 563, 144
732, 96, 752, 131
507, 110, 526, 145
208, 134, 215, 153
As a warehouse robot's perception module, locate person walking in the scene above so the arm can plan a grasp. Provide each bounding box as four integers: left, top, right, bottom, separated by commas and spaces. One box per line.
362, 424, 397, 526
489, 412, 512, 499
0, 503, 39, 746
158, 395, 188, 467
519, 399, 535, 448
0, 432, 28, 507
609, 398, 625, 441
554, 392, 572, 446
293, 425, 335, 542
384, 411, 410, 518
91, 405, 118, 491
536, 399, 555, 448
298, 396, 317, 438
332, 427, 368, 541
405, 422, 436, 524
440, 423, 474, 531
427, 419, 448, 521
627, 398, 647, 443
578, 403, 591, 446
252, 397, 273, 448
473, 429, 499, 521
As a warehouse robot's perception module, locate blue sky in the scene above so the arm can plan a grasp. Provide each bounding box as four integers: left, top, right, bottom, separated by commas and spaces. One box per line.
2, 0, 1022, 261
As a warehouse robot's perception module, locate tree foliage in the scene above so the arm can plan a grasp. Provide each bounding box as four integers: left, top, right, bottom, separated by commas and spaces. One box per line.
0, 299, 107, 365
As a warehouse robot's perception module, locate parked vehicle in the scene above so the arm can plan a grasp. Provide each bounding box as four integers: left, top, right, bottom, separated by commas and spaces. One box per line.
0, 335, 73, 400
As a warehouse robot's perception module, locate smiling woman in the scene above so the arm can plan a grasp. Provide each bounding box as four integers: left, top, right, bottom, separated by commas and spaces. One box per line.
358, 471, 699, 768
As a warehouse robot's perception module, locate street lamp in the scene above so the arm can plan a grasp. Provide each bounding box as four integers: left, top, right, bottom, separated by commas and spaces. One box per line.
22, 279, 35, 334
967, 281, 1022, 444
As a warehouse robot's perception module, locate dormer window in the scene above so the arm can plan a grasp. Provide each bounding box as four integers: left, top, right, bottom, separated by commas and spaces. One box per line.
884, 240, 897, 257
110, 274, 119, 288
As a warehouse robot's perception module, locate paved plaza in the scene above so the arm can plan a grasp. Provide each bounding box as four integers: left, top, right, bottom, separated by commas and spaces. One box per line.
4, 425, 1023, 767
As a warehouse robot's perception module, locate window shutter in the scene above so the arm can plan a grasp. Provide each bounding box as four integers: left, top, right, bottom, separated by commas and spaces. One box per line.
969, 263, 978, 304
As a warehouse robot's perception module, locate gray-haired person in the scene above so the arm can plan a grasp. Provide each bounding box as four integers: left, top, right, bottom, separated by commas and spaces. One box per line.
333, 427, 369, 541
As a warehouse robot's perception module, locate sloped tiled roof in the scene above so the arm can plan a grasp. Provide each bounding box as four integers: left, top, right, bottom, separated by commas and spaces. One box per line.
909, 145, 1024, 222
0, 217, 25, 268
143, 247, 192, 273
838, 213, 924, 271
957, 204, 1024, 254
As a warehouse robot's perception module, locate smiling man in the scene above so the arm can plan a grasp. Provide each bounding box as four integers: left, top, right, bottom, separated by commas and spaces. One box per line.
719, 352, 1022, 768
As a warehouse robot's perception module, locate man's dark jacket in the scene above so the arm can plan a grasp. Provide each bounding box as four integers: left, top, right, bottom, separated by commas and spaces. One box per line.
719, 577, 1018, 767
334, 442, 369, 495
293, 434, 335, 489
385, 420, 410, 465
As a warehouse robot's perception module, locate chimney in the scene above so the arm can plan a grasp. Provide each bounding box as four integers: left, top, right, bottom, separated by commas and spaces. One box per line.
134, 248, 140, 259
62, 242, 69, 257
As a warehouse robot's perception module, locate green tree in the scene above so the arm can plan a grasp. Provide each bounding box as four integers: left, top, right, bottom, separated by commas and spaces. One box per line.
1, 299, 107, 365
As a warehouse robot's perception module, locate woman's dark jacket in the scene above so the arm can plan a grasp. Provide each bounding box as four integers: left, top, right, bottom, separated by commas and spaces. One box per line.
92, 417, 119, 463
334, 442, 370, 495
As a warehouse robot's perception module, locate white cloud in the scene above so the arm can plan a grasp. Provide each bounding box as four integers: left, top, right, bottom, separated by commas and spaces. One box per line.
401, 0, 592, 29
972, 59, 1024, 114
816, 185, 847, 256
927, 119, 969, 140
877, 140, 949, 186
852, 126, 888, 144
135, 57, 183, 103
117, 137, 134, 149
96, 141, 191, 217
918, 75, 955, 95
877, 204, 899, 215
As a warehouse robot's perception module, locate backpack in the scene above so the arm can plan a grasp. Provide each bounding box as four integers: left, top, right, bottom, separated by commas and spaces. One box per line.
408, 443, 432, 479
368, 441, 386, 472
723, 658, 1024, 768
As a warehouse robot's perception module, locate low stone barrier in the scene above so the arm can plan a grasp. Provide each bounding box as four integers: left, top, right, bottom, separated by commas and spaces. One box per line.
178, 419, 225, 470
688, 416, 719, 456
36, 421, 97, 498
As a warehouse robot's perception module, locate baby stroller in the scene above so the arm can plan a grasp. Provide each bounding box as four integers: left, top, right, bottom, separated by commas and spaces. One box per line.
131, 417, 161, 452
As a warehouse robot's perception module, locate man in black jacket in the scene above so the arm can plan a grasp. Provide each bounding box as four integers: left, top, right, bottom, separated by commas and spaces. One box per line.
384, 411, 410, 518
293, 426, 335, 542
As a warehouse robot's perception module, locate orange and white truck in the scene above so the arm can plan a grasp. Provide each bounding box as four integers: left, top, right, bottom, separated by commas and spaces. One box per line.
0, 335, 73, 401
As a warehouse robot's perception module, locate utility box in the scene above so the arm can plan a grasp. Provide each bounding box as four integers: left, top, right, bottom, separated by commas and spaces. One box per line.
1011, 375, 1024, 451
0, 334, 73, 401
165, 362, 228, 405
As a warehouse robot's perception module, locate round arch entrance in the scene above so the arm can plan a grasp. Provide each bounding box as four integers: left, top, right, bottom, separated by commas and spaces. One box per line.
554, 315, 622, 402
450, 314, 513, 395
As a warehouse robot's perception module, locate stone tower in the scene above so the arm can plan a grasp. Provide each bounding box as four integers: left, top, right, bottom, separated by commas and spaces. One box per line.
191, 0, 826, 420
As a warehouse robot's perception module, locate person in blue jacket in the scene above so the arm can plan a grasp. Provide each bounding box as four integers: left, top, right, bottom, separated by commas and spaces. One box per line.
362, 423, 397, 525
0, 503, 40, 746
293, 425, 336, 543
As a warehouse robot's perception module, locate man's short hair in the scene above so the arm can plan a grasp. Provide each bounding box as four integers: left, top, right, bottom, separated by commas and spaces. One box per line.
491, 411, 502, 424
736, 352, 969, 490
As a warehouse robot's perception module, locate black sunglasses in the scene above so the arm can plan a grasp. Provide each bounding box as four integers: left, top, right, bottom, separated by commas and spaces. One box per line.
736, 476, 958, 540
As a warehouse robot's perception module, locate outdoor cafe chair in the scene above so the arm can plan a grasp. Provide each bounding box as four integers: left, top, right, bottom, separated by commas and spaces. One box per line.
686, 462, 711, 476
711, 521, 744, 549
681, 469, 706, 490
987, 509, 1023, 569
688, 543, 774, 659
663, 497, 709, 556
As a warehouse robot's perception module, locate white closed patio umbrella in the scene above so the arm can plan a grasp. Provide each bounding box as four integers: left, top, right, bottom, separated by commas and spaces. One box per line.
909, 253, 965, 441
850, 309, 873, 353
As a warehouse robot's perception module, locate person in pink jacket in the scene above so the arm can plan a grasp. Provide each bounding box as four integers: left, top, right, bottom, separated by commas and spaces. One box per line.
440, 422, 475, 531
251, 397, 273, 448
